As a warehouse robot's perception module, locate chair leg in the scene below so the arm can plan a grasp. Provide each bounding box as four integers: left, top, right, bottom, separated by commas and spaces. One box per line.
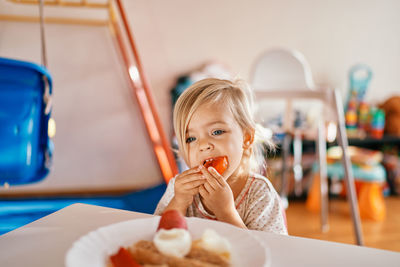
317, 119, 329, 232
293, 130, 303, 196
280, 133, 291, 208
333, 89, 364, 246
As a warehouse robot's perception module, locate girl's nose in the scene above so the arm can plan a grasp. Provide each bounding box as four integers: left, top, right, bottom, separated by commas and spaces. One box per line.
199, 139, 213, 152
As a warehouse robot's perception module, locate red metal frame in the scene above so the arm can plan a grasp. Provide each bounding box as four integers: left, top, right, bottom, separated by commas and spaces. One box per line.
110, 0, 178, 183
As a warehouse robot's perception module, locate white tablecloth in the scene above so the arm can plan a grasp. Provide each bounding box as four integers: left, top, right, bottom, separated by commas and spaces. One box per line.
0, 203, 399, 266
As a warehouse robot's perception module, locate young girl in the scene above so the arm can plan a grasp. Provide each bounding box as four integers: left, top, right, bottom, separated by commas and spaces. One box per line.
155, 78, 287, 234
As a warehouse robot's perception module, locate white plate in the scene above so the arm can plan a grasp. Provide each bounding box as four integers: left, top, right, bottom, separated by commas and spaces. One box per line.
65, 217, 270, 267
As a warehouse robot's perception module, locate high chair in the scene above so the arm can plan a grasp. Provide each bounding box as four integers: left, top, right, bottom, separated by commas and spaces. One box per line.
251, 48, 317, 202
250, 48, 364, 245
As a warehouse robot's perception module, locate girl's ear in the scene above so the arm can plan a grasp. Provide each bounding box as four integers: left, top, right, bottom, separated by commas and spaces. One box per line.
243, 130, 255, 149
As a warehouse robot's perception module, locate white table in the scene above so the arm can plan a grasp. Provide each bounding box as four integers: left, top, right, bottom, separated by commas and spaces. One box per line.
0, 203, 399, 267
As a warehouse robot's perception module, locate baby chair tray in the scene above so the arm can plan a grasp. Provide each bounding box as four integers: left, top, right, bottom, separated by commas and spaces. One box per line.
0, 57, 53, 186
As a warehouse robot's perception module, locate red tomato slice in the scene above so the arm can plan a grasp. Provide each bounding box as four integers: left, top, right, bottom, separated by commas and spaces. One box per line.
110, 247, 142, 267
203, 156, 228, 175
157, 209, 188, 231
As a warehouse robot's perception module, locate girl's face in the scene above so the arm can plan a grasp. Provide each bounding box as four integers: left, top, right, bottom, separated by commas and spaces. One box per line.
184, 101, 249, 179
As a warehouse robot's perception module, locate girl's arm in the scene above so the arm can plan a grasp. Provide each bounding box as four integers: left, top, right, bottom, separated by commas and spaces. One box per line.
154, 179, 175, 215
163, 196, 190, 215
215, 207, 247, 229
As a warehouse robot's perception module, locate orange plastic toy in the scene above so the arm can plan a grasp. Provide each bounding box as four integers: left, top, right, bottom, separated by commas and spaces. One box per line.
306, 173, 386, 222
358, 182, 386, 221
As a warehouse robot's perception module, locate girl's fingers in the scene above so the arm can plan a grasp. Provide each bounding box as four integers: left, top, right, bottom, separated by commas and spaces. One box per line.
207, 167, 226, 186
189, 187, 200, 195
179, 173, 205, 185
200, 166, 219, 189
183, 179, 206, 189
199, 185, 208, 197
175, 166, 205, 186
177, 166, 202, 179
177, 184, 200, 195
203, 181, 213, 193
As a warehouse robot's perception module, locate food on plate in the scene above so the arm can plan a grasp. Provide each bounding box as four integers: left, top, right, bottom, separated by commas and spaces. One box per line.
110, 247, 142, 267
203, 156, 229, 175
193, 229, 231, 261
109, 210, 232, 267
131, 240, 228, 267
153, 228, 192, 258
157, 209, 188, 231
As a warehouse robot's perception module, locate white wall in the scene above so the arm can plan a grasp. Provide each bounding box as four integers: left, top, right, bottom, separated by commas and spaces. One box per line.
127, 0, 400, 111
0, 0, 399, 194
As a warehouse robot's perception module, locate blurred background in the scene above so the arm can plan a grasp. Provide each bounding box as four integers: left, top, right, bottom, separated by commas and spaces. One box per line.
0, 0, 399, 252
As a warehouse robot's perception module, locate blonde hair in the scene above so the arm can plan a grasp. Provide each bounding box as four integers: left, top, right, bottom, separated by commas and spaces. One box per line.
173, 78, 272, 174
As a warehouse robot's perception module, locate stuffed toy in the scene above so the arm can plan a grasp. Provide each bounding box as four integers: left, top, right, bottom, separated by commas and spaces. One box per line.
379, 96, 400, 136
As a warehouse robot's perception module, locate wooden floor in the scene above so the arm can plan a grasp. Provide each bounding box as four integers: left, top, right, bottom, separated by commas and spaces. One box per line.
286, 196, 400, 253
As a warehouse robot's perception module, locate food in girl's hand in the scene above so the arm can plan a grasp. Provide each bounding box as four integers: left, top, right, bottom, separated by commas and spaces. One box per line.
203, 156, 229, 175
157, 209, 188, 231
108, 210, 232, 266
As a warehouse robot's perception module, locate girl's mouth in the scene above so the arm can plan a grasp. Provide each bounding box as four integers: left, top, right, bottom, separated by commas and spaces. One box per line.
202, 158, 214, 165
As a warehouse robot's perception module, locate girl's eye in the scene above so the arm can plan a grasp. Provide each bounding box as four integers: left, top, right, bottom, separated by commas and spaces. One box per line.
186, 137, 196, 143
212, 130, 225, 136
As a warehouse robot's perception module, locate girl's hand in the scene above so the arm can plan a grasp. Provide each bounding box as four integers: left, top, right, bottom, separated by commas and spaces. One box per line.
170, 166, 206, 212
198, 165, 236, 219
199, 166, 247, 229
